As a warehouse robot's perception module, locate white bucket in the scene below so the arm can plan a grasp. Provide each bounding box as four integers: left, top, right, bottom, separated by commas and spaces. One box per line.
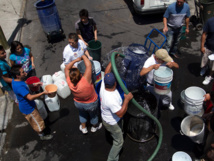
60, 63, 65, 73
44, 94, 60, 112
34, 99, 48, 120
52, 71, 66, 82
93, 61, 101, 83
180, 115, 205, 144
180, 90, 185, 103
41, 75, 53, 91
183, 86, 205, 116
172, 151, 192, 161
154, 66, 173, 95
54, 79, 71, 99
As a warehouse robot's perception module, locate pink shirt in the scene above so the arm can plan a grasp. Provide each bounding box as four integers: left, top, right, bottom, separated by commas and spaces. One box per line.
66, 76, 97, 103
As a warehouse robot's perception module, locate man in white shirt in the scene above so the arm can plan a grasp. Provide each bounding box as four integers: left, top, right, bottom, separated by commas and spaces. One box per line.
63, 33, 92, 67
140, 49, 179, 110
100, 61, 133, 161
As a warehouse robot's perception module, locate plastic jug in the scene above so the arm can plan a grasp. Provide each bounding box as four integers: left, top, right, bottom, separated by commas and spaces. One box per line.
93, 61, 102, 83
41, 75, 53, 90
60, 63, 65, 73
44, 94, 60, 112
52, 71, 66, 82
34, 99, 48, 119
54, 79, 71, 99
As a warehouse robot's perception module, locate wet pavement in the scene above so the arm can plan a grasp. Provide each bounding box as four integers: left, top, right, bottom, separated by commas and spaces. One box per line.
1, 0, 214, 161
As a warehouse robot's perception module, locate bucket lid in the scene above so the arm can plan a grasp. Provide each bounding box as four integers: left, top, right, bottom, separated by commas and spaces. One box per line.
184, 86, 206, 101
172, 151, 192, 161
154, 66, 173, 78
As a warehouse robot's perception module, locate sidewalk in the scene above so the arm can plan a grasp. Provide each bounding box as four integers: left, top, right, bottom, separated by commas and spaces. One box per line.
0, 0, 25, 157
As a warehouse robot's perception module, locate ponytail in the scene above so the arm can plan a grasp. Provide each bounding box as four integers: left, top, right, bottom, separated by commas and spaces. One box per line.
69, 68, 81, 86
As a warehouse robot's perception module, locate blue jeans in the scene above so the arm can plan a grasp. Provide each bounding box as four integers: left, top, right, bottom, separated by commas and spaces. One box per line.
165, 26, 182, 55
74, 99, 99, 125
102, 119, 124, 161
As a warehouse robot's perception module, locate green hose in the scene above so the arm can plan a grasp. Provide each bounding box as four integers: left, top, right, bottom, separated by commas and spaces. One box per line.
111, 52, 163, 161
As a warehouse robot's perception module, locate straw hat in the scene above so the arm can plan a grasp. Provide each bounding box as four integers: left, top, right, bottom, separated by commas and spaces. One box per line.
155, 49, 173, 62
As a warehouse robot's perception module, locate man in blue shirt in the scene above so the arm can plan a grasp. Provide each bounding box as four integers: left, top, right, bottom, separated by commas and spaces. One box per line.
200, 17, 214, 85
10, 64, 53, 140
163, 0, 190, 58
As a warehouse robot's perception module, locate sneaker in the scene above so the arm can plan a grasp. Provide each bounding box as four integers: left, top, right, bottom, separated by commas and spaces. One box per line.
91, 123, 102, 133
79, 125, 88, 134
202, 76, 213, 85
168, 103, 175, 110
40, 134, 53, 140
200, 65, 208, 76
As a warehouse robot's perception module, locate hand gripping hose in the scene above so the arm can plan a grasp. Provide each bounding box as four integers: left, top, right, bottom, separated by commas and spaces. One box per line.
111, 52, 163, 161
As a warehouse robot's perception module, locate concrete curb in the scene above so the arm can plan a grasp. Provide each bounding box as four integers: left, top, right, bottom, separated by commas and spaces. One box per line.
0, 94, 14, 157
0, 0, 26, 158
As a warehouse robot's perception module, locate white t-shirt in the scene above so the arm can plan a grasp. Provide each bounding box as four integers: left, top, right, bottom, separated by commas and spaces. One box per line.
63, 39, 87, 67
143, 54, 166, 84
99, 79, 123, 125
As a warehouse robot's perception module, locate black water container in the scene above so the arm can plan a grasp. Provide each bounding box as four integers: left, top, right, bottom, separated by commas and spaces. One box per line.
125, 90, 158, 142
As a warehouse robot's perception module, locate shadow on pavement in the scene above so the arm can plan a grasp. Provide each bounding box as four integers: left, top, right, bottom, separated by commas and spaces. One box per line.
8, 18, 32, 44
123, 0, 163, 25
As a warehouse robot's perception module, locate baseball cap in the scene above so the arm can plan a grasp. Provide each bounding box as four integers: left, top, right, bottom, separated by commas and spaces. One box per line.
104, 73, 116, 87
155, 49, 173, 62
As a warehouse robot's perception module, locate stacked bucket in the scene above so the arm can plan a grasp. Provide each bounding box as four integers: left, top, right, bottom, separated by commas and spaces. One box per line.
180, 87, 206, 145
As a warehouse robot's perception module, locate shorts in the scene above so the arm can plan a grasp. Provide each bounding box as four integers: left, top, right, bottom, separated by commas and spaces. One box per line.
24, 109, 45, 133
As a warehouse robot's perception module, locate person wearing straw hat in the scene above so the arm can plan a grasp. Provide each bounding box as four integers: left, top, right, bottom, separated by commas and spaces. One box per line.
140, 49, 179, 110
10, 64, 53, 141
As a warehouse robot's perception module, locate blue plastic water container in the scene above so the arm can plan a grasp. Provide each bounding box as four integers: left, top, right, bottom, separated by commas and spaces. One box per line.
122, 44, 149, 91
34, 0, 62, 34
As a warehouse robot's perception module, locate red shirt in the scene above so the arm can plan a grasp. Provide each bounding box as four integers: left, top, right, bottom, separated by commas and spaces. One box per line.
66, 76, 97, 103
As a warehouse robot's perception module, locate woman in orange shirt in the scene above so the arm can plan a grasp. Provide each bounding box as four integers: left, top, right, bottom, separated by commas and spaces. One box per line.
65, 55, 102, 134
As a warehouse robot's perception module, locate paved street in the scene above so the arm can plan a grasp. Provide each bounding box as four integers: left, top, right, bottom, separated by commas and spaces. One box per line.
1, 0, 214, 161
